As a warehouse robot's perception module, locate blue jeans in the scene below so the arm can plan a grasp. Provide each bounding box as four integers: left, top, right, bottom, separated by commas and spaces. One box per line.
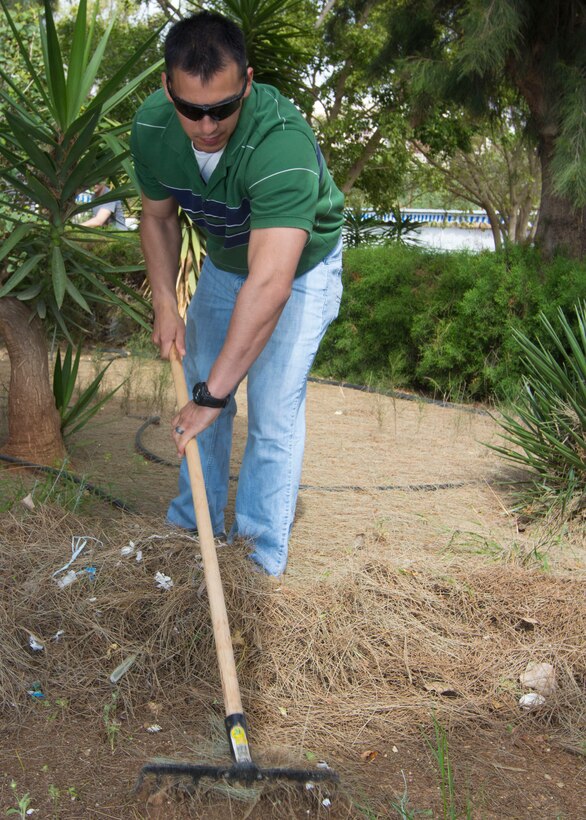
167, 238, 343, 575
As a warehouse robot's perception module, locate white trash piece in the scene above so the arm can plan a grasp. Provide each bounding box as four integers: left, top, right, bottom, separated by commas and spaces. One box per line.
519, 662, 556, 696
28, 634, 44, 651
56, 570, 78, 589
519, 692, 546, 711
154, 571, 174, 591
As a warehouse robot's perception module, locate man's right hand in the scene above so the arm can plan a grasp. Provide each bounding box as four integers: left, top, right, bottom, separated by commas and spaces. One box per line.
152, 302, 186, 359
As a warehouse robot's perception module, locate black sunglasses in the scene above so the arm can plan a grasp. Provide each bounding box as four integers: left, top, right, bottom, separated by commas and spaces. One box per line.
166, 75, 248, 122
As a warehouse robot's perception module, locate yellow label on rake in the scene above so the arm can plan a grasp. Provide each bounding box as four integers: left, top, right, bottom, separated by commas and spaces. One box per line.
230, 725, 252, 763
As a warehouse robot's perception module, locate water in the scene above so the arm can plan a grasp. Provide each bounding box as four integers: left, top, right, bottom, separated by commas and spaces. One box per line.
408, 225, 495, 252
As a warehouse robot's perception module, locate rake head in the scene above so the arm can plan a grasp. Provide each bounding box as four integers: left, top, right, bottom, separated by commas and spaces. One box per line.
136, 758, 339, 790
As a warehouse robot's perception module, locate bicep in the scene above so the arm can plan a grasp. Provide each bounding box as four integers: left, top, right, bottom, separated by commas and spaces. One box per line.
141, 194, 178, 221
247, 227, 307, 286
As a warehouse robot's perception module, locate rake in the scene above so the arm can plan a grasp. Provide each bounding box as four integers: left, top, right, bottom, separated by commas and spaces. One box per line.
137, 343, 338, 789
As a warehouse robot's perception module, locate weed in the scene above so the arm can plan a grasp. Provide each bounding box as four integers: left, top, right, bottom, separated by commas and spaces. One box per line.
423, 714, 473, 820
151, 363, 172, 414
391, 771, 433, 818
29, 468, 89, 512
48, 783, 60, 814
6, 781, 33, 819
103, 691, 121, 751
42, 696, 70, 723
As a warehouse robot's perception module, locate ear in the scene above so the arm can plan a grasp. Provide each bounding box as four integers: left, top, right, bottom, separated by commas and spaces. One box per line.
162, 71, 172, 103
243, 66, 254, 99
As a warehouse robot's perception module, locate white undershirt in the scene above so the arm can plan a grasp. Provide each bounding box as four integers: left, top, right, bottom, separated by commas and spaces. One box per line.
192, 144, 225, 183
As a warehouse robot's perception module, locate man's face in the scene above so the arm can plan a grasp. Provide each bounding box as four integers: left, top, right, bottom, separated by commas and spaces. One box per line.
162, 63, 253, 153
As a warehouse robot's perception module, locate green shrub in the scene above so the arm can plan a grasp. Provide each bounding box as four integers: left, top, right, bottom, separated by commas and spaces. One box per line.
489, 303, 586, 520
314, 244, 586, 401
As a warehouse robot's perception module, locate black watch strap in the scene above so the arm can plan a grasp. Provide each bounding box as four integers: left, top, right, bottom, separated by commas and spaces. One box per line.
192, 381, 230, 408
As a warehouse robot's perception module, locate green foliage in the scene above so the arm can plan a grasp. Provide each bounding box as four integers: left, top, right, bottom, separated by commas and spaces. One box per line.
53, 342, 125, 437
490, 303, 586, 520
0, 0, 161, 337
57, 10, 166, 125
6, 781, 32, 819
343, 207, 420, 248
211, 0, 315, 105
376, 0, 586, 213
314, 245, 586, 401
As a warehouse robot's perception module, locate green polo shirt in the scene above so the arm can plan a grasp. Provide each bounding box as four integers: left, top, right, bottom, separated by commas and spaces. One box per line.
130, 82, 344, 276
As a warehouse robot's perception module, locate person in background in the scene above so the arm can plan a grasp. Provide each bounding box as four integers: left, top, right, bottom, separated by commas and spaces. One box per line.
130, 11, 344, 576
81, 182, 127, 230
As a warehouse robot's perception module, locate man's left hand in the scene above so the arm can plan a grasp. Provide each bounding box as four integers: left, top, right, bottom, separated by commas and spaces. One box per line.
172, 401, 222, 456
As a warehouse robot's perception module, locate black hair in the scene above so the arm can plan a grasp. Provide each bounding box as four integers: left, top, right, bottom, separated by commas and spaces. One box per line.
164, 11, 247, 82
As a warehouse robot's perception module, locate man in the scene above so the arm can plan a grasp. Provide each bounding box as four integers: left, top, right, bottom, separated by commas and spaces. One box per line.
130, 11, 344, 575
81, 182, 127, 230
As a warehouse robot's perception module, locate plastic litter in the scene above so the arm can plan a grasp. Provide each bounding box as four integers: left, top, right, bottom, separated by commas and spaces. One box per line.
27, 681, 44, 699
55, 566, 96, 589
53, 536, 103, 580
322, 798, 332, 808
109, 653, 138, 684
56, 569, 78, 589
21, 493, 35, 510
519, 692, 546, 710
519, 662, 556, 696
28, 634, 44, 651
146, 724, 162, 733
121, 541, 135, 557
154, 571, 174, 591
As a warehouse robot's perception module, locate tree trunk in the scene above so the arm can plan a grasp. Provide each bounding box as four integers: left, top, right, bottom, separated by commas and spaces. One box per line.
534, 134, 586, 259
0, 297, 66, 464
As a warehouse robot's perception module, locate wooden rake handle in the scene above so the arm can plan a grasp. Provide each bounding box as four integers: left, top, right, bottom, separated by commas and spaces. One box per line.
169, 344, 243, 717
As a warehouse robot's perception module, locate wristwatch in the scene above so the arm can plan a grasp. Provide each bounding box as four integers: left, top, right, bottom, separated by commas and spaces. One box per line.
192, 381, 230, 408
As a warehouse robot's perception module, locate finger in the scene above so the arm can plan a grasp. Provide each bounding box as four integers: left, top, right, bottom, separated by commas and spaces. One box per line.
174, 326, 187, 358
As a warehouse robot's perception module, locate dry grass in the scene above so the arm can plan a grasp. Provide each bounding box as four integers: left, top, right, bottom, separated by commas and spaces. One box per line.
1, 505, 585, 766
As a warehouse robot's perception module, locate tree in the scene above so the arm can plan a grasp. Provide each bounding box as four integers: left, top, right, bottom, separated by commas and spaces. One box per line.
375, 0, 586, 258
307, 0, 412, 205
0, 0, 161, 463
410, 108, 541, 250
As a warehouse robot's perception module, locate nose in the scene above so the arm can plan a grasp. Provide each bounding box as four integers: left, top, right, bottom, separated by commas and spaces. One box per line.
199, 115, 218, 134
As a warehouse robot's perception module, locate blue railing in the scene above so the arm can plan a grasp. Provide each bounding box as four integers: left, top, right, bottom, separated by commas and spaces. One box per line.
364, 208, 492, 227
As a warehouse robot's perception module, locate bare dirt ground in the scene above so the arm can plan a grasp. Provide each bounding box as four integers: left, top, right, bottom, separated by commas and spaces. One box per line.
1, 352, 585, 819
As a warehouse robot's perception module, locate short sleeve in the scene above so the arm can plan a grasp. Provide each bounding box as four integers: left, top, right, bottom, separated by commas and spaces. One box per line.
245, 130, 320, 232
130, 119, 171, 201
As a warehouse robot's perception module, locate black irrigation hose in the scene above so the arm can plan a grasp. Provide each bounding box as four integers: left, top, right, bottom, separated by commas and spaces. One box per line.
135, 416, 477, 494
0, 453, 132, 511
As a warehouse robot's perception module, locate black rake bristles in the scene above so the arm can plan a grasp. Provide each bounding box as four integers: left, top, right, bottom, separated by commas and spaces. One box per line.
136, 759, 339, 790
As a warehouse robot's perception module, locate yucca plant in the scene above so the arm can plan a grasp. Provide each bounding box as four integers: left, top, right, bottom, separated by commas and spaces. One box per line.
490, 302, 586, 520
213, 0, 314, 105
53, 342, 126, 438
0, 0, 162, 463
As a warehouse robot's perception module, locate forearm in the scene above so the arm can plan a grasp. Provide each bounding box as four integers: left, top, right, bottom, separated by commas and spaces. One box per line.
207, 274, 291, 398
140, 210, 181, 310
205, 227, 305, 398
139, 200, 185, 357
